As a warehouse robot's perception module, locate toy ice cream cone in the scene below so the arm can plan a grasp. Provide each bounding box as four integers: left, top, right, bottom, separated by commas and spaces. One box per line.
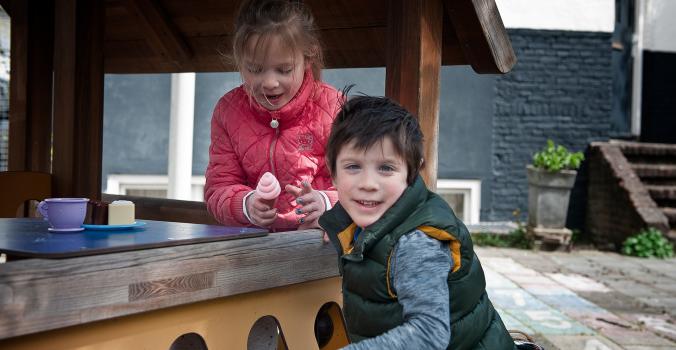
256, 172, 281, 208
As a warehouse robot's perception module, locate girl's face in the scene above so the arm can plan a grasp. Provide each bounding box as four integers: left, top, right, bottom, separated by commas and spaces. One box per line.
333, 137, 408, 228
241, 34, 307, 111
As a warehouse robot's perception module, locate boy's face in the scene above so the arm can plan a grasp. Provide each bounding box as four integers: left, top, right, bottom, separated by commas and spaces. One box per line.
333, 137, 408, 228
241, 34, 306, 111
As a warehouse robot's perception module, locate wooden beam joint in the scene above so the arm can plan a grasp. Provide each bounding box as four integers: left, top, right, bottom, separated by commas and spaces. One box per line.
125, 0, 192, 68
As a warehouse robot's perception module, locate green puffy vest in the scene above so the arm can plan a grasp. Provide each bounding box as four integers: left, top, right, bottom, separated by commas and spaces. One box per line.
319, 176, 516, 350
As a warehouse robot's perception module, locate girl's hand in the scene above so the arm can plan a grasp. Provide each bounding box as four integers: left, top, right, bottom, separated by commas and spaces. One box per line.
245, 193, 277, 227
285, 181, 327, 230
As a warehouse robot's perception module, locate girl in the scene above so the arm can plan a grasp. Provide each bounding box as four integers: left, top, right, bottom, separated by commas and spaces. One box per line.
205, 0, 341, 230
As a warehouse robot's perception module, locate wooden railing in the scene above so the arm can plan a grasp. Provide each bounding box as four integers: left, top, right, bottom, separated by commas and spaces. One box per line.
102, 194, 219, 225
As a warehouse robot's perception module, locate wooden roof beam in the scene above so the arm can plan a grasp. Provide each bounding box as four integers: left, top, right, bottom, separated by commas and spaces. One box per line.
124, 0, 192, 68
444, 0, 516, 74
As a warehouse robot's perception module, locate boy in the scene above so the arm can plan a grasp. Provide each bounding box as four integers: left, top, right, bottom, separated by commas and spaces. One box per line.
319, 96, 516, 349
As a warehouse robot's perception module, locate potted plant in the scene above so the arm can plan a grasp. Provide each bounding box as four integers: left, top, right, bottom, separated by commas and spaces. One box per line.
527, 140, 584, 247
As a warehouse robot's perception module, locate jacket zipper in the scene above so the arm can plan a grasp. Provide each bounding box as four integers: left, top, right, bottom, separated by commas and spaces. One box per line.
269, 128, 279, 176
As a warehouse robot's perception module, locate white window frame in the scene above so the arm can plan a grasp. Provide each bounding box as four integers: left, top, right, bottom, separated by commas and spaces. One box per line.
106, 174, 206, 202
436, 179, 481, 224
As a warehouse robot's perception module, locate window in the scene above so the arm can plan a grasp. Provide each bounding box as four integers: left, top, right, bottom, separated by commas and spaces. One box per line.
436, 179, 481, 224
105, 174, 205, 201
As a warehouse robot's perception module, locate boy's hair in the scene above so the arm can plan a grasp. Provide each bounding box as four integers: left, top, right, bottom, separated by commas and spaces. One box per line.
326, 95, 424, 185
232, 0, 324, 80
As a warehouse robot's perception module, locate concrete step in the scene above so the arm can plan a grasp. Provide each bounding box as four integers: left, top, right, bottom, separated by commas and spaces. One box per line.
668, 230, 676, 243
646, 185, 676, 201
614, 140, 676, 157
630, 163, 676, 178
663, 207, 676, 226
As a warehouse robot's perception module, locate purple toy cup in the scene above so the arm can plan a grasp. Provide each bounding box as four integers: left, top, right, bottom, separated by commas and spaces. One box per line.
38, 198, 89, 232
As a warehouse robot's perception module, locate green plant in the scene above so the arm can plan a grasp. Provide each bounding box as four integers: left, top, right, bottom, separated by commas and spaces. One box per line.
532, 139, 584, 172
471, 209, 533, 249
622, 227, 674, 259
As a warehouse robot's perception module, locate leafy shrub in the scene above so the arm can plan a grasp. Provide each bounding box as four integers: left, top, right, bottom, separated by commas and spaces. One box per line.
472, 228, 533, 249
622, 227, 674, 259
472, 210, 533, 249
532, 139, 584, 172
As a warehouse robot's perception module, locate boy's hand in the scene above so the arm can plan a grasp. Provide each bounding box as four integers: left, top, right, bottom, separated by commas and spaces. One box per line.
245, 193, 277, 227
285, 181, 327, 230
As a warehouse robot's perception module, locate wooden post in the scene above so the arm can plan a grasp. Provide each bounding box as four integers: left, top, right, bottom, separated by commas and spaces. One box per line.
52, 0, 104, 198
7, 0, 54, 173
385, 0, 442, 190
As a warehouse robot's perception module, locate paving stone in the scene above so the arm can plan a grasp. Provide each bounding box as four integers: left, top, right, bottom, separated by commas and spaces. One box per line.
545, 272, 613, 292
603, 280, 658, 297
637, 297, 676, 314
480, 257, 538, 276
543, 335, 623, 350
652, 282, 676, 294
572, 312, 640, 333
505, 308, 595, 335
484, 267, 518, 288
634, 314, 676, 342
475, 247, 509, 258
523, 285, 577, 296
488, 288, 551, 310
475, 248, 676, 349
496, 308, 535, 334
578, 291, 651, 314
600, 328, 676, 347
507, 273, 562, 287
536, 293, 608, 313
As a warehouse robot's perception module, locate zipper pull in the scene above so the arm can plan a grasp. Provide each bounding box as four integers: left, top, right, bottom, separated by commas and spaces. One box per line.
270, 119, 279, 129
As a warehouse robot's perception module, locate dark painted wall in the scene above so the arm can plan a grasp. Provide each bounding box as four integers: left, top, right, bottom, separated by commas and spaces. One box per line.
103, 74, 171, 180
640, 51, 676, 144
492, 29, 613, 225
438, 68, 496, 219
101, 29, 614, 226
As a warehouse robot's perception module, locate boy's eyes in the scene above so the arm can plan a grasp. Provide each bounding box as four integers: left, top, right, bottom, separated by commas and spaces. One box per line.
379, 165, 395, 173
342, 164, 396, 173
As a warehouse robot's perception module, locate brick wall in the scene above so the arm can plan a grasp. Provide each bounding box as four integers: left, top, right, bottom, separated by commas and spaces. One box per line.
587, 143, 670, 249
490, 29, 613, 223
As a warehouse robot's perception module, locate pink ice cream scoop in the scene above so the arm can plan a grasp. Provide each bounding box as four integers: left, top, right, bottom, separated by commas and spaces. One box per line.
256, 172, 281, 203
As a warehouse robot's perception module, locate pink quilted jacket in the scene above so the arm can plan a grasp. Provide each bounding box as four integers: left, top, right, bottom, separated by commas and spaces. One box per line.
205, 70, 342, 230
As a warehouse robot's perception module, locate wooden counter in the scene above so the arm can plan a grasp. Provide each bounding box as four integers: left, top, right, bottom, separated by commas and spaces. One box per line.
0, 228, 343, 349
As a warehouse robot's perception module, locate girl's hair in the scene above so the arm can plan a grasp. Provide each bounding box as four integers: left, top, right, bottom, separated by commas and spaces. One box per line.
232, 0, 324, 80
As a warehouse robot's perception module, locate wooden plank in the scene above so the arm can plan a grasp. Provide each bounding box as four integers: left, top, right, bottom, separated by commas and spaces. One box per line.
103, 26, 389, 73
52, 0, 105, 199
102, 194, 219, 224
124, 0, 192, 68
385, 0, 442, 190
0, 229, 338, 339
7, 0, 54, 173
444, 0, 516, 74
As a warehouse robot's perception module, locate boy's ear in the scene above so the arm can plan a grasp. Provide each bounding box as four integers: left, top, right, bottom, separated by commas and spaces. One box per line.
419, 157, 425, 170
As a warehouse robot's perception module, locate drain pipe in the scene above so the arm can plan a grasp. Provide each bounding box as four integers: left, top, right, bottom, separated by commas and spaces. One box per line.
631, 0, 646, 137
